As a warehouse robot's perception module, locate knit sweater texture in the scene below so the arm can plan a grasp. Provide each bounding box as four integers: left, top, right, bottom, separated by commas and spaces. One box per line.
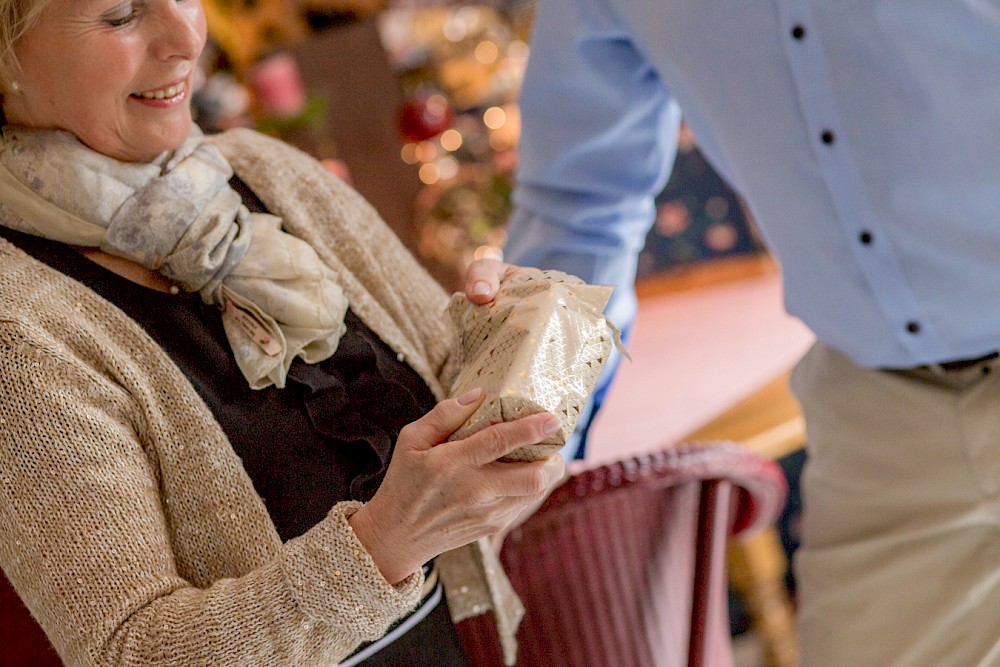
0, 128, 522, 666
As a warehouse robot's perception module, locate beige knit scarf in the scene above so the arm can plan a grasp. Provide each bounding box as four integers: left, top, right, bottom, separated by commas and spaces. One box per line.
0, 125, 347, 389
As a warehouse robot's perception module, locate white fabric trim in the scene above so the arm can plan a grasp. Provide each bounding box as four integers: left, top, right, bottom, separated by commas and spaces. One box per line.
338, 580, 444, 667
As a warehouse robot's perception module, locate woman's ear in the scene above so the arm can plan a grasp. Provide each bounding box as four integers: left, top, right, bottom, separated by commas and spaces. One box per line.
0, 79, 22, 126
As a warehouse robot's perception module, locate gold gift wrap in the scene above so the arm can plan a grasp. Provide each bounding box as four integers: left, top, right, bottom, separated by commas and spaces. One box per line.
447, 270, 618, 462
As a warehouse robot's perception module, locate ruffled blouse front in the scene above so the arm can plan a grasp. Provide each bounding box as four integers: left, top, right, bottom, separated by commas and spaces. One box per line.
0, 187, 436, 542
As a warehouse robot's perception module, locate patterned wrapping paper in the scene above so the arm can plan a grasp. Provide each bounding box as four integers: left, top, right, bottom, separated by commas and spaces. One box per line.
447, 270, 617, 462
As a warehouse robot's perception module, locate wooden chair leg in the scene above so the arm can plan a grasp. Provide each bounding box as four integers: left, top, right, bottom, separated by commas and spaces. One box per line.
728, 527, 799, 667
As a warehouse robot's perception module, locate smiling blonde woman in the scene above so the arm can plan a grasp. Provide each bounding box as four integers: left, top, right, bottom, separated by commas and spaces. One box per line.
0, 1, 565, 665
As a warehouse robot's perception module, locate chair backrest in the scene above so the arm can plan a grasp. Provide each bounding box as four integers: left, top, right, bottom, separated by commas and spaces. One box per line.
456, 442, 787, 667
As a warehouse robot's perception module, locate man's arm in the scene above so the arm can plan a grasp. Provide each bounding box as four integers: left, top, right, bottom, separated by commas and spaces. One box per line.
504, 0, 682, 457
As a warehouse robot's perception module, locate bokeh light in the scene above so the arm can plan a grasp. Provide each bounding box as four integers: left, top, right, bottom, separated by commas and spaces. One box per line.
483, 106, 506, 130
440, 129, 463, 152
419, 162, 441, 185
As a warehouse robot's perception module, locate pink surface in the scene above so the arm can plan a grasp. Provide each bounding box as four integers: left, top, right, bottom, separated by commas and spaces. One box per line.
587, 271, 814, 464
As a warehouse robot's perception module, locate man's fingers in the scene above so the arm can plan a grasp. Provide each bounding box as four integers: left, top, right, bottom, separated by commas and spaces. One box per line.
464, 260, 542, 304
464, 259, 505, 304
398, 388, 485, 451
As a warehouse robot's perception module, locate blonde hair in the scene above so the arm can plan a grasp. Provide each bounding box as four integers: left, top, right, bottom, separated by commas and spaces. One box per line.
0, 0, 48, 92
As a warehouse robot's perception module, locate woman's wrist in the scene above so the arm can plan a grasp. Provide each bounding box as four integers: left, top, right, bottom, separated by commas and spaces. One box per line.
347, 504, 417, 585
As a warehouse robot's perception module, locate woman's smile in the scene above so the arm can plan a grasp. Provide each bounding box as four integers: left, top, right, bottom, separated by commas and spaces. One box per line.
2, 0, 207, 162
131, 77, 189, 107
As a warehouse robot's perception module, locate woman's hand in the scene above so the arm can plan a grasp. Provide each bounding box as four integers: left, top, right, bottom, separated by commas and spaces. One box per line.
463, 259, 536, 305
347, 388, 565, 584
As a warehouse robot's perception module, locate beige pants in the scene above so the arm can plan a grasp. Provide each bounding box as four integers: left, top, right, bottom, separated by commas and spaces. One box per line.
792, 343, 1000, 667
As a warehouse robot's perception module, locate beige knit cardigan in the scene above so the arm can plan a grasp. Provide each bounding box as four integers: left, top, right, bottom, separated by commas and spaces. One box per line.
0, 129, 522, 666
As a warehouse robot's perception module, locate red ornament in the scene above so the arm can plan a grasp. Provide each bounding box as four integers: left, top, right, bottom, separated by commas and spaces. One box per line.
249, 53, 306, 118
398, 93, 454, 142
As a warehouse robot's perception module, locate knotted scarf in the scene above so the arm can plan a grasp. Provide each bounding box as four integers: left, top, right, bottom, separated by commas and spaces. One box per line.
0, 125, 348, 389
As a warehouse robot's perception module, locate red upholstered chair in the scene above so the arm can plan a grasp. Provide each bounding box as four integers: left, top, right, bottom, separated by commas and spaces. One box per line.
0, 568, 61, 666
456, 441, 788, 667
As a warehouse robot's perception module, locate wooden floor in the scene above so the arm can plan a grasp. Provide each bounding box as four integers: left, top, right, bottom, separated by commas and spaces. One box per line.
586, 254, 814, 465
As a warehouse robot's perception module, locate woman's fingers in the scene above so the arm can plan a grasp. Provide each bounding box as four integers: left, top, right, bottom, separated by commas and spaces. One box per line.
355, 399, 564, 583
396, 388, 485, 451
488, 455, 566, 498
402, 388, 562, 464
442, 412, 562, 466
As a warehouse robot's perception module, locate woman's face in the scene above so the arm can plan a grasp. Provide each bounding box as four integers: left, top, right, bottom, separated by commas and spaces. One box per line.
3, 0, 207, 162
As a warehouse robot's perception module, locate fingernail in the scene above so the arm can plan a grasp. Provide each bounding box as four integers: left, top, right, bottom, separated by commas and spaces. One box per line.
542, 417, 562, 434
457, 387, 483, 405
472, 281, 491, 296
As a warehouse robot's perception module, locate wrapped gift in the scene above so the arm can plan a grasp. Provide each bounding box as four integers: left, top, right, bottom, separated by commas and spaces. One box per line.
447, 270, 620, 462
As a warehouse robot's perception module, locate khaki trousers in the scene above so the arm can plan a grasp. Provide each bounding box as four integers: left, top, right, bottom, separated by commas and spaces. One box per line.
792, 343, 1000, 667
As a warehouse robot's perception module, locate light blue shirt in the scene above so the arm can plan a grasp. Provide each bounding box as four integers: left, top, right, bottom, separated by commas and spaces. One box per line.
505, 0, 1000, 372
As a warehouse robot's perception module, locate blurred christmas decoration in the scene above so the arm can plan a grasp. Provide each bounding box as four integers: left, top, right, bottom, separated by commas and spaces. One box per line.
637, 123, 766, 278
249, 53, 308, 118
201, 0, 393, 75
398, 91, 455, 142
321, 158, 353, 183
416, 167, 512, 270
247, 53, 329, 140
378, 3, 534, 276
191, 40, 254, 132
194, 0, 761, 286
192, 42, 344, 180
195, 0, 394, 175
380, 5, 531, 109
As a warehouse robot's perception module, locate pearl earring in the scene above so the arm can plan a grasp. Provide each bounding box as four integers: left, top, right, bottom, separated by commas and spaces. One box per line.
9, 80, 21, 93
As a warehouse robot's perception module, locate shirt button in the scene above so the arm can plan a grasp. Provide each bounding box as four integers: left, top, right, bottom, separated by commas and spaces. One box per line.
858, 231, 873, 245
906, 321, 921, 334
791, 24, 807, 40
821, 129, 836, 145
